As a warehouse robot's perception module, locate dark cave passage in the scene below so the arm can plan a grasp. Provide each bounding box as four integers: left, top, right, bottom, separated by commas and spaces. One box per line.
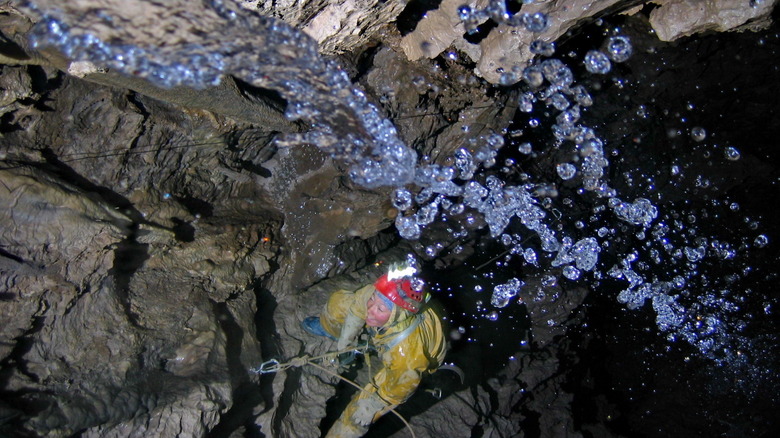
1, 2, 779, 437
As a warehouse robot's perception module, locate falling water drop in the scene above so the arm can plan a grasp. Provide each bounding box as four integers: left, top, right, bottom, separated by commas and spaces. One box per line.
523, 12, 550, 33
522, 65, 544, 87
519, 91, 535, 112
563, 265, 581, 280
690, 127, 707, 142
392, 188, 413, 211
606, 35, 633, 62
556, 163, 577, 180
518, 142, 533, 154
584, 50, 611, 74
530, 40, 556, 56
754, 234, 769, 248
724, 146, 741, 161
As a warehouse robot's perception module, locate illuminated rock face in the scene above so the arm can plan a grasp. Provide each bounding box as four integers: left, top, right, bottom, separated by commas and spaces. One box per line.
1, 1, 778, 437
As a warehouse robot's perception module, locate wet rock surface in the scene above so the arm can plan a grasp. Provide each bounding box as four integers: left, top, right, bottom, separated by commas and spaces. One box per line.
400, 0, 779, 84
1, 1, 778, 438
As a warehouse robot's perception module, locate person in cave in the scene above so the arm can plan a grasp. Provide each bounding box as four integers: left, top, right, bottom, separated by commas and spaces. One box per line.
301, 264, 447, 438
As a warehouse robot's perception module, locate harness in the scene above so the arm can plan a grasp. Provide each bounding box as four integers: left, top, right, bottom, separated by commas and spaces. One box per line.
372, 313, 424, 352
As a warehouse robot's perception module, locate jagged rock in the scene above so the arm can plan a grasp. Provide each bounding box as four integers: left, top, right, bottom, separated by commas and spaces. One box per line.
402, 0, 779, 84
242, 0, 407, 56
363, 44, 518, 163
0, 61, 266, 436
523, 274, 588, 348
1, 1, 777, 437
400, 0, 490, 63
476, 0, 626, 85
258, 143, 393, 288
401, 0, 628, 84
0, 15, 399, 433
649, 0, 778, 41
398, 382, 520, 437
0, 5, 297, 132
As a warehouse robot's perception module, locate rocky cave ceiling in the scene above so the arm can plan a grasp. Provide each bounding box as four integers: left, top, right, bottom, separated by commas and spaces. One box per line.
1, 1, 779, 437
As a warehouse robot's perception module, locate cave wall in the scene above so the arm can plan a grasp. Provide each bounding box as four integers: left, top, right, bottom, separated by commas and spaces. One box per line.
1, 0, 778, 437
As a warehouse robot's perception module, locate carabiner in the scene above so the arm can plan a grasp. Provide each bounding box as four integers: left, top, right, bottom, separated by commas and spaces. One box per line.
426, 387, 443, 400
250, 358, 281, 374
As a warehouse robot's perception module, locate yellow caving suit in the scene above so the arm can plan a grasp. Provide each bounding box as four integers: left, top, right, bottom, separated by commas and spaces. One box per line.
320, 285, 447, 438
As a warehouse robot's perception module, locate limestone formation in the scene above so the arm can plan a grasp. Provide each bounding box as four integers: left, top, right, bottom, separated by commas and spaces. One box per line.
400, 0, 778, 84
649, 0, 777, 41
0, 1, 777, 437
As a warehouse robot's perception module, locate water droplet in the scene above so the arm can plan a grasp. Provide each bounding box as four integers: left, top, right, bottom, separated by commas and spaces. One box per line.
584, 50, 611, 74
518, 142, 533, 154
491, 278, 524, 308
392, 189, 413, 211
572, 237, 600, 271
499, 72, 518, 85
556, 163, 577, 180
523, 12, 550, 33
724, 146, 741, 161
754, 234, 769, 248
563, 265, 581, 280
542, 275, 557, 287
457, 5, 472, 21
570, 85, 593, 107
606, 36, 633, 62
541, 58, 573, 88
519, 91, 535, 112
612, 197, 658, 227
530, 40, 555, 56
522, 65, 544, 87
395, 215, 421, 240
517, 249, 535, 267
684, 246, 706, 262
690, 127, 707, 142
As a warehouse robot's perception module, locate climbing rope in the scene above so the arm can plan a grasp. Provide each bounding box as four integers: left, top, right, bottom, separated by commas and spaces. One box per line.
250, 345, 417, 438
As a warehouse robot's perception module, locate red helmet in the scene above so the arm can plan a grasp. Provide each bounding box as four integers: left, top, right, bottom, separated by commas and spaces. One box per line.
374, 274, 425, 314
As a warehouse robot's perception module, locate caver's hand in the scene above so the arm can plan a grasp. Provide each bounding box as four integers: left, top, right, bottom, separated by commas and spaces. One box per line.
351, 394, 386, 427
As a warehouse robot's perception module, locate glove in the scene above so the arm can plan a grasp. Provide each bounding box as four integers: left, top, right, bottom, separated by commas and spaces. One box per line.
323, 351, 355, 372
338, 351, 356, 368
337, 313, 364, 351
351, 394, 387, 427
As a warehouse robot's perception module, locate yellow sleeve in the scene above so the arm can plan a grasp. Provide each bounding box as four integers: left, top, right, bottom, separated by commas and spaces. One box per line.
348, 284, 375, 320
372, 336, 430, 406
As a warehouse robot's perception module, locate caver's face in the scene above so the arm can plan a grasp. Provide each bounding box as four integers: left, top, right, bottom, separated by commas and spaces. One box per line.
365, 292, 392, 327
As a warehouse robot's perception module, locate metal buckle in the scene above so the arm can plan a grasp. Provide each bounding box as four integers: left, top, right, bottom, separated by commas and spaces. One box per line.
250, 359, 280, 374
427, 387, 442, 399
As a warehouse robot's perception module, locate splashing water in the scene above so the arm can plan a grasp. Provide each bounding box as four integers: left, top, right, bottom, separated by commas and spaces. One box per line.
491, 278, 525, 308
584, 50, 612, 74
24, 0, 777, 381
22, 0, 418, 190
606, 35, 633, 62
